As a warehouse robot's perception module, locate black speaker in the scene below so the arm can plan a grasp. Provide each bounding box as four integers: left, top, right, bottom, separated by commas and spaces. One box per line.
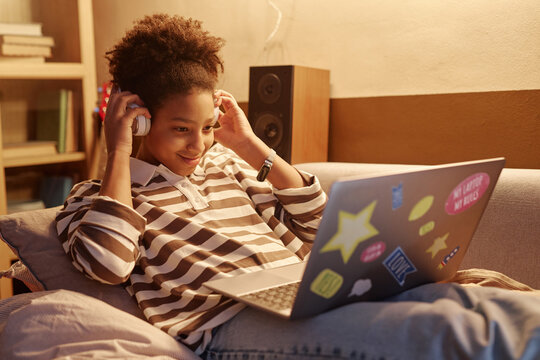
248, 65, 330, 164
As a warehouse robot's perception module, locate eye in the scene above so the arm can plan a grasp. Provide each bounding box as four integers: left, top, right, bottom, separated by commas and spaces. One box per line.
203, 125, 215, 132
174, 127, 189, 132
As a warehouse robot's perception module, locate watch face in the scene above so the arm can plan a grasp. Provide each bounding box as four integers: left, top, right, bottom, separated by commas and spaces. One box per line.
257, 163, 272, 182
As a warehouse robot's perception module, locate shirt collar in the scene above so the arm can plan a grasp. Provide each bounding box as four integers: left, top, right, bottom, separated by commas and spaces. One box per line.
129, 157, 209, 210
129, 157, 160, 186
129, 157, 205, 186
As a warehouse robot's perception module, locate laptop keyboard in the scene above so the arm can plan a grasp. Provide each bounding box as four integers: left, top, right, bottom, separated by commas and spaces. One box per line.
240, 281, 300, 311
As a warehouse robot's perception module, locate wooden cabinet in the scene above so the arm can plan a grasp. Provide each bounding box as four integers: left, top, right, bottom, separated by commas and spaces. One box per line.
0, 0, 98, 215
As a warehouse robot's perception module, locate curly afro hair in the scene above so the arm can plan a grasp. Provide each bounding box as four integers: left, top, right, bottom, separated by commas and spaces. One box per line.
106, 14, 225, 112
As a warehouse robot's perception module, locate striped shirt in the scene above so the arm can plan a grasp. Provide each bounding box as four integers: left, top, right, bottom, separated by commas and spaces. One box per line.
56, 144, 327, 354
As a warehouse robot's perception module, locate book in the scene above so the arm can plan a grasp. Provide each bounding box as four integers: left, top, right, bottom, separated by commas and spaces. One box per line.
1, 43, 52, 57
36, 89, 69, 153
0, 34, 54, 47
0, 22, 42, 37
64, 90, 78, 152
2, 141, 58, 159
0, 55, 45, 63
39, 175, 73, 208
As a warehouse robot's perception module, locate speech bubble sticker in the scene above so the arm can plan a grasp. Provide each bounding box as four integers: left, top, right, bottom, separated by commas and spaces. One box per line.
360, 241, 387, 263
383, 246, 417, 286
392, 183, 403, 210
445, 173, 490, 215
408, 195, 434, 221
419, 220, 435, 236
310, 268, 344, 299
437, 246, 460, 270
348, 278, 372, 297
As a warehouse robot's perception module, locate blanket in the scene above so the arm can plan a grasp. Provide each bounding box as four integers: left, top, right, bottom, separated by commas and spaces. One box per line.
0, 270, 538, 359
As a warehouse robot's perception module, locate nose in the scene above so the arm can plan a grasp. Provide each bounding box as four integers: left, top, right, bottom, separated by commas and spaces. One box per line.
186, 131, 206, 154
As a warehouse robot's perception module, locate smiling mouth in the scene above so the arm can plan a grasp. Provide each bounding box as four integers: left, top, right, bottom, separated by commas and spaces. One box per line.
178, 154, 201, 165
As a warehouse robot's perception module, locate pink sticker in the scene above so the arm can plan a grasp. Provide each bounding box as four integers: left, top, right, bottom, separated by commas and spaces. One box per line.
361, 241, 386, 263
445, 173, 490, 215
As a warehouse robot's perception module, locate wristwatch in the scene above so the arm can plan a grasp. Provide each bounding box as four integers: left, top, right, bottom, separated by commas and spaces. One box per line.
257, 149, 276, 182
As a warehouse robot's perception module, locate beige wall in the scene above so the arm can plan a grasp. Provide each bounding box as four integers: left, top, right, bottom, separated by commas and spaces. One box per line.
92, 1, 539, 168
93, 0, 540, 100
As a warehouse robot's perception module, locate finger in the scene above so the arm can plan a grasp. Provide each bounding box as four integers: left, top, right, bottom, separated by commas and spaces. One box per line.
213, 90, 222, 107
126, 106, 151, 120
217, 89, 237, 102
105, 95, 150, 129
219, 94, 238, 111
112, 93, 146, 115
217, 89, 234, 98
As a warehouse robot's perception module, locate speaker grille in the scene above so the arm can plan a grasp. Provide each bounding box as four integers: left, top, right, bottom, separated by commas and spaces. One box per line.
252, 113, 284, 149
257, 73, 282, 104
248, 66, 294, 162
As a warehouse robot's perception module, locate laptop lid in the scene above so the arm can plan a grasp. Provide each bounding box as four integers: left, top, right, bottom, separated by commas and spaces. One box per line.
290, 157, 505, 319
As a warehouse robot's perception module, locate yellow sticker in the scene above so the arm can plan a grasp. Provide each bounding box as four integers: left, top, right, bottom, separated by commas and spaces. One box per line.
310, 269, 344, 299
409, 195, 434, 221
320, 201, 379, 264
426, 232, 449, 259
419, 220, 435, 236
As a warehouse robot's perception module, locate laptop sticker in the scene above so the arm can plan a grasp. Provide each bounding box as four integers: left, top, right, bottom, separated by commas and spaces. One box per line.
426, 232, 449, 258
445, 173, 490, 215
360, 241, 387, 263
408, 195, 434, 221
419, 220, 435, 236
348, 278, 372, 297
320, 200, 379, 264
310, 268, 344, 299
383, 246, 417, 286
392, 183, 403, 210
438, 246, 460, 269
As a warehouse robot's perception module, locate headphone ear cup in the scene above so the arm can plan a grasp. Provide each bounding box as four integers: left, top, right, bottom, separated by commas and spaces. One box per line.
127, 103, 151, 136
133, 114, 151, 136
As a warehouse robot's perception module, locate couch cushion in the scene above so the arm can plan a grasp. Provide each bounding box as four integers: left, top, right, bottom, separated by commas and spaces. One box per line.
0, 207, 143, 317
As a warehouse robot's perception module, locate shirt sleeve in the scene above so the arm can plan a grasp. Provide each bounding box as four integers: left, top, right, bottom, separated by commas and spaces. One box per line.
55, 179, 146, 284
225, 148, 327, 245
271, 169, 328, 243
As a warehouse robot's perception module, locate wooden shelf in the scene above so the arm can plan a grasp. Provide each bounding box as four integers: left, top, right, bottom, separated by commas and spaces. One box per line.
0, 0, 98, 298
0, 0, 97, 216
0, 62, 86, 79
3, 152, 85, 168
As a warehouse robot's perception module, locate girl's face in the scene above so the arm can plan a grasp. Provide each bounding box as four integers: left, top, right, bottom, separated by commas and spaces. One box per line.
137, 90, 217, 176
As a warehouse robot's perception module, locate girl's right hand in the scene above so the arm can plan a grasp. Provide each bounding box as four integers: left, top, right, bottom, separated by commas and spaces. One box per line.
103, 87, 151, 156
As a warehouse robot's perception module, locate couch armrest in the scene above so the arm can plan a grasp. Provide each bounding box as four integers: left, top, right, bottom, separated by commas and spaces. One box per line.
295, 162, 540, 289
460, 168, 540, 289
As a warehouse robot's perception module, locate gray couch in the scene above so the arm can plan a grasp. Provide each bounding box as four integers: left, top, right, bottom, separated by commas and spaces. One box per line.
0, 161, 539, 359
296, 162, 540, 289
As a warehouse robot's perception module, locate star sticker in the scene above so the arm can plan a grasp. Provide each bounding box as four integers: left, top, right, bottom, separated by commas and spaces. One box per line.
426, 232, 449, 258
320, 201, 379, 264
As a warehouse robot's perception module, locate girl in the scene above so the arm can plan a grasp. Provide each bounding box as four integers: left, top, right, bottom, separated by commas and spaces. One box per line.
56, 13, 327, 355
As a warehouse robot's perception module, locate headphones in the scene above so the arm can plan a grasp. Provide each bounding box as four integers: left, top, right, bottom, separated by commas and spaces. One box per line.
128, 103, 151, 136
129, 103, 220, 136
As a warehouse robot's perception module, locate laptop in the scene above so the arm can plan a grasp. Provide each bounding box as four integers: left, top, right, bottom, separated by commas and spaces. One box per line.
203, 157, 505, 319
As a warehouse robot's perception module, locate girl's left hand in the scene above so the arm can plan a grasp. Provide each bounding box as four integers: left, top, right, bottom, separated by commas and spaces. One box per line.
213, 90, 257, 153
